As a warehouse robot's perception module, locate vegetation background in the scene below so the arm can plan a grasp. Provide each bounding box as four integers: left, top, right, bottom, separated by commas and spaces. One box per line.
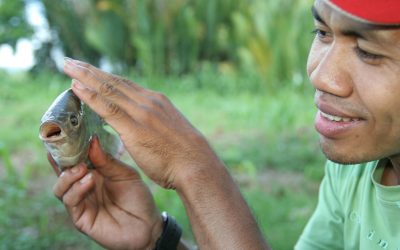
0, 0, 326, 249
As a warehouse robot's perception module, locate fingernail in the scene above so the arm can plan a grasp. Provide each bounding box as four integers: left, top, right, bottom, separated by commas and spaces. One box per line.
60, 171, 65, 177
91, 134, 99, 144
64, 57, 74, 62
71, 164, 82, 173
80, 172, 92, 184
64, 57, 76, 67
72, 79, 86, 90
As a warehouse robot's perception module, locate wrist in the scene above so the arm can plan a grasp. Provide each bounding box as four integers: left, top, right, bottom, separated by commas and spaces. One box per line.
174, 158, 227, 194
153, 212, 182, 250
175, 165, 269, 249
150, 213, 164, 250
172, 133, 226, 191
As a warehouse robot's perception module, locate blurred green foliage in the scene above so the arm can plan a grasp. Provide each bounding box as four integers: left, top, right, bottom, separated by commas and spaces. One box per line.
1, 0, 314, 86
0, 0, 33, 49
34, 0, 314, 88
0, 142, 99, 249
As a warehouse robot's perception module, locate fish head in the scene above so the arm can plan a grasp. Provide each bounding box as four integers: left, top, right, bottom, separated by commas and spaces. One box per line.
39, 89, 89, 169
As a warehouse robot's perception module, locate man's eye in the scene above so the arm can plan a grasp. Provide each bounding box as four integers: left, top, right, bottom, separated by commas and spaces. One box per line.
311, 29, 330, 41
354, 47, 383, 62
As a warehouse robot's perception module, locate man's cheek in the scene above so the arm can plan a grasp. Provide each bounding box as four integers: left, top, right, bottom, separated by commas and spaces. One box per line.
306, 41, 320, 77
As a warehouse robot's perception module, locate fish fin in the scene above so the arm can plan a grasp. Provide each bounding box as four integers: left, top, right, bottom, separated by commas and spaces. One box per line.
99, 129, 124, 159
116, 138, 125, 158
112, 134, 125, 159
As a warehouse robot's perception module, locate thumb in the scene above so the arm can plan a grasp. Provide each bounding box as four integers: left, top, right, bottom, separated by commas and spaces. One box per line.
89, 135, 140, 181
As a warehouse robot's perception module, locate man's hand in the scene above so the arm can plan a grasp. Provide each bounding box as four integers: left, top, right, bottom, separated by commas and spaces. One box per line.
63, 58, 222, 189
62, 58, 269, 249
50, 136, 163, 250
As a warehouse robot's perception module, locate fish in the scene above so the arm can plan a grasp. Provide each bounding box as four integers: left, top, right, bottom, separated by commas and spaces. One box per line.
39, 88, 123, 171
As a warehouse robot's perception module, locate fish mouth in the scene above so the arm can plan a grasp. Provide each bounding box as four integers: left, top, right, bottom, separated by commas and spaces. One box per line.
39, 122, 66, 141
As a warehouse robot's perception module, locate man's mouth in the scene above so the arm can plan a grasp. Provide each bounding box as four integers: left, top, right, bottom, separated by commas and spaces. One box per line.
320, 111, 360, 122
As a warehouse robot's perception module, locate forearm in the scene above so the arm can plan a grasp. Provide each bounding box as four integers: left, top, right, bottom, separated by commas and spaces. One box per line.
175, 160, 270, 250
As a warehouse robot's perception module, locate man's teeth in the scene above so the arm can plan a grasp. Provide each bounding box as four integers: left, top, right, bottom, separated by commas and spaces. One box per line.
320, 111, 358, 122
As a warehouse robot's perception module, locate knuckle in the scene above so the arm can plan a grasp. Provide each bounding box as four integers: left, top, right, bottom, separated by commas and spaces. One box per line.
111, 75, 126, 86
52, 176, 67, 200
86, 64, 98, 73
119, 76, 133, 85
105, 101, 121, 117
76, 66, 91, 78
62, 193, 72, 205
99, 82, 114, 97
78, 61, 91, 68
121, 77, 142, 90
155, 92, 167, 100
88, 91, 98, 102
74, 222, 85, 232
53, 187, 62, 200
148, 95, 165, 109
61, 184, 79, 206
153, 92, 169, 104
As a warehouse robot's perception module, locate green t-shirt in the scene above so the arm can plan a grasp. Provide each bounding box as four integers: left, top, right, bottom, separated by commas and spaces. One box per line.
295, 160, 400, 250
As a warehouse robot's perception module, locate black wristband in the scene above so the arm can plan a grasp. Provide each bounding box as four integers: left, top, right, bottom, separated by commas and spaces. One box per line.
154, 212, 182, 250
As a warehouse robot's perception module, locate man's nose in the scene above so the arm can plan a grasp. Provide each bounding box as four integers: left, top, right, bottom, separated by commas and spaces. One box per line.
309, 43, 354, 98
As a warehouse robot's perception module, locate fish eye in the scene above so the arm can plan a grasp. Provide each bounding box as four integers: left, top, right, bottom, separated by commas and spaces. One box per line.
70, 114, 79, 126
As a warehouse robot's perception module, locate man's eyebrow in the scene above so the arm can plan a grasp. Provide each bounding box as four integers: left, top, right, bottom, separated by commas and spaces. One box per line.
311, 5, 369, 40
311, 6, 326, 25
341, 30, 367, 40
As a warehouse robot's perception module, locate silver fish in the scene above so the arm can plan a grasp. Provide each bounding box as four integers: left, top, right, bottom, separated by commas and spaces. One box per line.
39, 89, 122, 170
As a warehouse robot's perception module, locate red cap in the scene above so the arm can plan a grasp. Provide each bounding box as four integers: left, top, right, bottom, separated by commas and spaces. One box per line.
325, 0, 400, 25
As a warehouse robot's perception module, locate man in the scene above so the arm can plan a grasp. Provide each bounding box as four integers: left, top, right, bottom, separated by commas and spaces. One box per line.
295, 0, 400, 249
51, 0, 400, 249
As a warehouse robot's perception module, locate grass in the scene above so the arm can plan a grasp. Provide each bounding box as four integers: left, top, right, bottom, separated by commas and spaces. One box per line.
0, 70, 325, 249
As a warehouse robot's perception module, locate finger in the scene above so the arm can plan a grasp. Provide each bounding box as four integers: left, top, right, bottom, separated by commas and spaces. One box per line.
47, 153, 61, 176
64, 59, 148, 105
64, 59, 154, 120
62, 171, 95, 207
70, 80, 141, 138
72, 82, 144, 139
64, 59, 169, 129
66, 58, 145, 94
53, 163, 88, 201
62, 172, 97, 229
72, 77, 168, 128
64, 60, 135, 103
89, 135, 140, 181
88, 137, 149, 211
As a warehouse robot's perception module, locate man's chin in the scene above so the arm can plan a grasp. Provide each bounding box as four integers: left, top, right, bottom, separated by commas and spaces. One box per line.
320, 143, 373, 165
324, 155, 361, 165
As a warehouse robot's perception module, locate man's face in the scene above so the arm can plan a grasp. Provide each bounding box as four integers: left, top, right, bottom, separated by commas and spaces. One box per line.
308, 0, 400, 164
